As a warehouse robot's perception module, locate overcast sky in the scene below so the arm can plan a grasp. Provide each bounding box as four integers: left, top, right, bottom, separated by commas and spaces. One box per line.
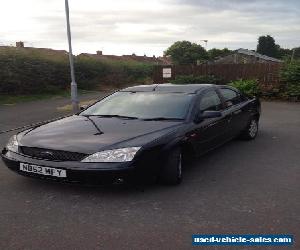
1, 0, 299, 56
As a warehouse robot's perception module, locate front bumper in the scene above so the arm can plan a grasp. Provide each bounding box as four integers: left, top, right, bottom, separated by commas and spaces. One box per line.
1, 150, 158, 184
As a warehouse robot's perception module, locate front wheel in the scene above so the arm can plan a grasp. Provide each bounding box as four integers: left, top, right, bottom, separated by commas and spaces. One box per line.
159, 148, 182, 185
240, 118, 259, 140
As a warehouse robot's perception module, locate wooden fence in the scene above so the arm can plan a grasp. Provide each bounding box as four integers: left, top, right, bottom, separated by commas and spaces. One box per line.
153, 63, 282, 91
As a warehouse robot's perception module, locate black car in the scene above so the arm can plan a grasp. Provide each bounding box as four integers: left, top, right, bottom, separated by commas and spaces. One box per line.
1, 84, 260, 185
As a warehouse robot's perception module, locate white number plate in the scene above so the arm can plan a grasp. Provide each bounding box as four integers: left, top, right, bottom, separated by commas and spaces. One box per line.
20, 163, 67, 178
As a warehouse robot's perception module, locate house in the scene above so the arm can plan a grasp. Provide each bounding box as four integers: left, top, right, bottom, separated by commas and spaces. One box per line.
1, 42, 172, 65
79, 51, 172, 65
0, 42, 68, 56
214, 48, 282, 64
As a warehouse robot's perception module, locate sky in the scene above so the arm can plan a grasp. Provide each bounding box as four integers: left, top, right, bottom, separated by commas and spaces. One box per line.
1, 0, 299, 56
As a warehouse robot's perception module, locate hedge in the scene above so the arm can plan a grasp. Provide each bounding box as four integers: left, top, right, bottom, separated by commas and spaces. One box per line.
0, 47, 154, 95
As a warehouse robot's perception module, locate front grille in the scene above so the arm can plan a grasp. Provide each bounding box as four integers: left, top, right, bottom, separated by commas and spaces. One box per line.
20, 146, 87, 162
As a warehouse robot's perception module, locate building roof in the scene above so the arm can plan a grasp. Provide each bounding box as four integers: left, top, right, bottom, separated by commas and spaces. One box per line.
236, 48, 282, 63
121, 83, 213, 93
79, 53, 172, 65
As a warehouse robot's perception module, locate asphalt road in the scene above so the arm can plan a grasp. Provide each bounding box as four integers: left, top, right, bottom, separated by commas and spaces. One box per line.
0, 91, 110, 132
0, 98, 299, 250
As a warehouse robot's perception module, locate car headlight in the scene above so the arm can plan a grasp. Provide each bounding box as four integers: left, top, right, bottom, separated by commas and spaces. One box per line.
6, 135, 19, 153
81, 147, 141, 163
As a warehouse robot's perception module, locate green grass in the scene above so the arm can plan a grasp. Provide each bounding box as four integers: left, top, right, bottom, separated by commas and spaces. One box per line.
0, 89, 94, 105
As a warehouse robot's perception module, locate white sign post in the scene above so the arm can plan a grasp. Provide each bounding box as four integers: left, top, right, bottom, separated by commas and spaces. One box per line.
163, 68, 172, 78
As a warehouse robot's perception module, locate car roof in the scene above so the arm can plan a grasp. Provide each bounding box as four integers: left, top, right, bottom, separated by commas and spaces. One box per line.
120, 83, 215, 94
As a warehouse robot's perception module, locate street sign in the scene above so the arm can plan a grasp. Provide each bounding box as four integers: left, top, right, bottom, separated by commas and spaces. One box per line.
163, 68, 172, 78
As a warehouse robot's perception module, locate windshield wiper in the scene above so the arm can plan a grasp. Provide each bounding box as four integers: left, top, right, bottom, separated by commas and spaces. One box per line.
142, 117, 184, 121
94, 114, 139, 120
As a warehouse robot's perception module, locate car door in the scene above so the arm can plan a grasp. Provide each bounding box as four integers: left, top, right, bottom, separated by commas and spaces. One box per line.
188, 89, 229, 155
217, 87, 249, 138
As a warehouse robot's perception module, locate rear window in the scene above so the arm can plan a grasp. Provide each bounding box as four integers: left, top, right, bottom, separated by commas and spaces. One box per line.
199, 90, 222, 111
219, 88, 242, 105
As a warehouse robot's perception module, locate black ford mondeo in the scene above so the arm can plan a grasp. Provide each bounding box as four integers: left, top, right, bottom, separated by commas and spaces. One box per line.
2, 84, 260, 185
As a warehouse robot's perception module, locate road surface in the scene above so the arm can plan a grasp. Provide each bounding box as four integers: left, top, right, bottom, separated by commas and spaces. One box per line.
0, 97, 299, 250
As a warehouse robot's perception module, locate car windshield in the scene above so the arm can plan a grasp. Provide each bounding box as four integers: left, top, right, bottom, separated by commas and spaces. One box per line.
80, 91, 194, 120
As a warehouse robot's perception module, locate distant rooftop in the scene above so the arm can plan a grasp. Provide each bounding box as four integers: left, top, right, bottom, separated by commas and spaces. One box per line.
79, 51, 171, 65
236, 48, 282, 63
0, 41, 171, 64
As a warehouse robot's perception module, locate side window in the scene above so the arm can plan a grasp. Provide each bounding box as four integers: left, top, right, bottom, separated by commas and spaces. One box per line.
219, 88, 242, 105
199, 90, 222, 112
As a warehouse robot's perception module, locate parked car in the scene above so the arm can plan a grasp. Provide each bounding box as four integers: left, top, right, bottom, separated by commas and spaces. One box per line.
1, 84, 261, 185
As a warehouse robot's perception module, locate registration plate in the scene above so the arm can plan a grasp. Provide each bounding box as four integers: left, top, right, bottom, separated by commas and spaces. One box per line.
20, 163, 67, 178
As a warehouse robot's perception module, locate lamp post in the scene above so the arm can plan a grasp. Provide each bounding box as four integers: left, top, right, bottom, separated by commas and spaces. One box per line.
65, 0, 79, 113
200, 40, 208, 50
291, 48, 295, 64
196, 40, 208, 65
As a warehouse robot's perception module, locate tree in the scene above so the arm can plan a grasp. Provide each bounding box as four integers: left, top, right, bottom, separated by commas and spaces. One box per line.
278, 47, 292, 60
164, 41, 208, 65
256, 35, 279, 58
277, 47, 300, 61
208, 48, 231, 60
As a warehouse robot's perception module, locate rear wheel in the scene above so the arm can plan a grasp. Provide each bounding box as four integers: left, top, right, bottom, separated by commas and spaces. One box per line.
240, 118, 258, 140
159, 148, 182, 185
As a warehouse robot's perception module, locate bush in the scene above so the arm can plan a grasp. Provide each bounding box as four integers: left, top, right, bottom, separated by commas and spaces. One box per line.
75, 56, 110, 90
0, 48, 70, 94
281, 61, 300, 84
107, 60, 154, 86
229, 79, 260, 97
284, 83, 300, 99
171, 74, 220, 84
280, 62, 300, 100
0, 47, 155, 95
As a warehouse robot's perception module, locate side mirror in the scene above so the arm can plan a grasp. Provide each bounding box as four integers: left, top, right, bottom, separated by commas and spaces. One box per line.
194, 110, 222, 123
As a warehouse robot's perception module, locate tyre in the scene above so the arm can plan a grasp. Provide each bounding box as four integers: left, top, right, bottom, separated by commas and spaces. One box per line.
240, 117, 259, 140
159, 148, 182, 185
